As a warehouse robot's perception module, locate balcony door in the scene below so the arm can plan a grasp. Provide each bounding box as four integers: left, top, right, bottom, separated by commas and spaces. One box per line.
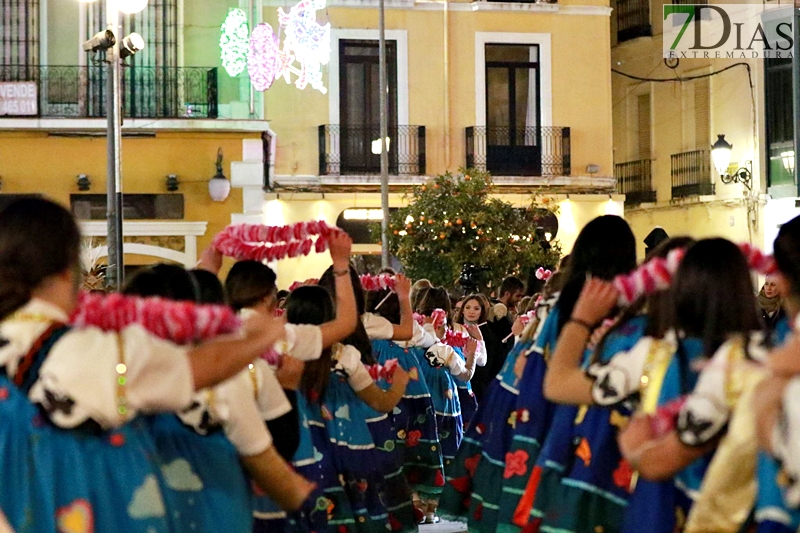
485, 44, 541, 176
339, 39, 398, 175
85, 0, 178, 118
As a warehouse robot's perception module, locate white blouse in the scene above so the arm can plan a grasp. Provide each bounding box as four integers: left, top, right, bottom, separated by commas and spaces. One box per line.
0, 298, 194, 430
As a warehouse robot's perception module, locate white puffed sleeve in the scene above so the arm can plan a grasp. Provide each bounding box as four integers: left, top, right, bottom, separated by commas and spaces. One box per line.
586, 336, 658, 407
676, 334, 761, 447
282, 323, 323, 361
424, 343, 467, 377
333, 344, 374, 392
31, 324, 194, 429
251, 358, 292, 421
206, 372, 274, 457
362, 313, 395, 340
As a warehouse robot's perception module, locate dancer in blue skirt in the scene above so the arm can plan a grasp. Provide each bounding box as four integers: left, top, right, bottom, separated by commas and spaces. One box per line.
546, 238, 761, 533
0, 197, 286, 533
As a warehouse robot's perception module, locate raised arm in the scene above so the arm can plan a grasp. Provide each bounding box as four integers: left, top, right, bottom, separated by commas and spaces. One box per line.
319, 232, 358, 348
544, 279, 618, 405
391, 274, 414, 341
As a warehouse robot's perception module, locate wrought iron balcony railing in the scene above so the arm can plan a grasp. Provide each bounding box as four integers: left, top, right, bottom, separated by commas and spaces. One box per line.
0, 65, 218, 119
616, 0, 651, 43
671, 149, 715, 198
615, 159, 656, 205
466, 126, 570, 177
318, 125, 426, 176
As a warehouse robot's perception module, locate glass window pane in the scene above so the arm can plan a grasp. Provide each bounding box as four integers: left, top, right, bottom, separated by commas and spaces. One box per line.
515, 67, 538, 145
487, 67, 510, 133
485, 44, 538, 64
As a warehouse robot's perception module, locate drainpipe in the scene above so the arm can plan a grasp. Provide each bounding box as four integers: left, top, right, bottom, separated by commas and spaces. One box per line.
443, 0, 450, 170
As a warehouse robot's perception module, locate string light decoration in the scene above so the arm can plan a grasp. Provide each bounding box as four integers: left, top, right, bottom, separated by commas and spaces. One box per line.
220, 8, 250, 77
248, 23, 281, 91
276, 0, 331, 93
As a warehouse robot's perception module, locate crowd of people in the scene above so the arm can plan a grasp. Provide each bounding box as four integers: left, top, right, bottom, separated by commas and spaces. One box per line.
2, 197, 800, 533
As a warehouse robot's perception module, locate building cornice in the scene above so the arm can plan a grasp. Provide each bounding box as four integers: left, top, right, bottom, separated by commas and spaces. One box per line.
80, 221, 208, 237
0, 118, 274, 134
262, 0, 611, 15
271, 174, 616, 192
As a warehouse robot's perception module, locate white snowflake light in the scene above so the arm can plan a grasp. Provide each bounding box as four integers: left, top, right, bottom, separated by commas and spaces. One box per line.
248, 23, 281, 91
220, 8, 250, 77
276, 0, 331, 94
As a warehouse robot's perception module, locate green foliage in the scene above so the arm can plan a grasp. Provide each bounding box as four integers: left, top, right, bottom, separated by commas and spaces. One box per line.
381, 169, 562, 287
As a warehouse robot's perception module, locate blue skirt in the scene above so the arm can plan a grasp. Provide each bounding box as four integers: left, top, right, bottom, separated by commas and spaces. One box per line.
146, 413, 253, 533
0, 375, 171, 533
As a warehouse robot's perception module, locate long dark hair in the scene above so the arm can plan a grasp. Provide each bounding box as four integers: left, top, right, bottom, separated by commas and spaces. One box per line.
189, 269, 227, 305
0, 198, 81, 320
592, 236, 696, 363
774, 214, 800, 299
669, 238, 761, 357
366, 288, 400, 324
225, 260, 277, 311
556, 215, 637, 333
416, 286, 452, 319
123, 263, 198, 302
318, 265, 375, 364
287, 285, 335, 402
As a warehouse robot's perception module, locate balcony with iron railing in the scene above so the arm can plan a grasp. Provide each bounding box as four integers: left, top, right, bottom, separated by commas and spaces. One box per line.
465, 126, 571, 177
671, 149, 715, 198
615, 159, 656, 205
318, 125, 426, 176
0, 65, 218, 118
616, 0, 651, 43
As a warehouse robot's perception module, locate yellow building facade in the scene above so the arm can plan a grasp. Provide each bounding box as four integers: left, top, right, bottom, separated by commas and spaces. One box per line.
1, 0, 623, 287
610, 0, 798, 259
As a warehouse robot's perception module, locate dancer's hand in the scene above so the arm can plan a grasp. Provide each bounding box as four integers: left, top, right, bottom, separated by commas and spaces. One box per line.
198, 244, 223, 275
572, 278, 619, 326
395, 274, 411, 299
328, 232, 353, 270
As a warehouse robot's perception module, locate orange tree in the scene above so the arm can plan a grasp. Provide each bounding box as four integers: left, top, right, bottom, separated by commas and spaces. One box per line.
384, 169, 561, 288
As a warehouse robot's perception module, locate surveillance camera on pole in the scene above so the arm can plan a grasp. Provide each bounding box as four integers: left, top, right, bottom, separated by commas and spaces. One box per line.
119, 33, 145, 59
82, 30, 116, 52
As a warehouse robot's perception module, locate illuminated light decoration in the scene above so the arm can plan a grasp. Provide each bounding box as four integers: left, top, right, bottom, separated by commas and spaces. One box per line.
220, 9, 250, 77
248, 23, 281, 91
277, 0, 331, 94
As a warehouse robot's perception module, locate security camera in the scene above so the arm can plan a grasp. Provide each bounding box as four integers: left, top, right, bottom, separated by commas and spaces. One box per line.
82, 30, 116, 52
119, 33, 145, 59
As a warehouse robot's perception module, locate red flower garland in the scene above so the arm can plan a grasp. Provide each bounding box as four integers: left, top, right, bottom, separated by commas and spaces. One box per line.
213, 221, 341, 262
360, 274, 396, 292
71, 292, 241, 345
365, 358, 399, 383
443, 329, 470, 348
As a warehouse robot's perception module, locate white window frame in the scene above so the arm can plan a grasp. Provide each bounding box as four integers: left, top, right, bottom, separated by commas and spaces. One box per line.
474, 32, 552, 127
328, 28, 409, 126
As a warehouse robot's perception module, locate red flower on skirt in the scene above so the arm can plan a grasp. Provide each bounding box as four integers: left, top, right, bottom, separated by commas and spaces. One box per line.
406, 430, 422, 447
503, 450, 529, 479
464, 454, 481, 478
473, 502, 484, 521
613, 459, 634, 491
434, 470, 445, 487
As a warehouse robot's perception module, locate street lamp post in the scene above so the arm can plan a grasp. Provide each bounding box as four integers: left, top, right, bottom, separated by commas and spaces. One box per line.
107, 4, 124, 290
81, 0, 146, 290
378, 0, 390, 269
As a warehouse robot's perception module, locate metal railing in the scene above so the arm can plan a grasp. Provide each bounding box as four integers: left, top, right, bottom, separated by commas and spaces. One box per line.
671, 149, 715, 198
615, 159, 656, 205
318, 125, 426, 176
616, 0, 651, 43
466, 126, 570, 177
0, 65, 218, 118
